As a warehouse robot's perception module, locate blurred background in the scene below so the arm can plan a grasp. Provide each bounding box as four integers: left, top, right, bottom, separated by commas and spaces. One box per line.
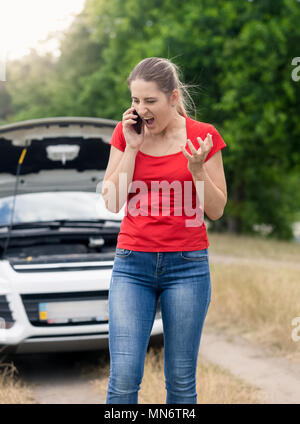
1, 0, 299, 240
0, 0, 300, 405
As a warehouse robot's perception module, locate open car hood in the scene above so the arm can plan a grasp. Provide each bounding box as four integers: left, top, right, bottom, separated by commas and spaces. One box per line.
0, 116, 117, 198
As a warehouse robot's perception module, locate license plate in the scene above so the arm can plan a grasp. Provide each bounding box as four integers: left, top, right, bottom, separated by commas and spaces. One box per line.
39, 300, 108, 324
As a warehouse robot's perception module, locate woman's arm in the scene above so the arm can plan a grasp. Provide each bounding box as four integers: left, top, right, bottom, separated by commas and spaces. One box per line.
102, 106, 145, 213
102, 144, 139, 213
191, 150, 227, 221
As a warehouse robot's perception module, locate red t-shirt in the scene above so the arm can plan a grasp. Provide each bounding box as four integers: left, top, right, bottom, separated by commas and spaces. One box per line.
109, 115, 227, 252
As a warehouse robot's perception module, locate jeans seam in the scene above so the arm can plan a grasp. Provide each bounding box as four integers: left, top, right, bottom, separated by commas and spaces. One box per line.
180, 255, 208, 261
115, 251, 132, 258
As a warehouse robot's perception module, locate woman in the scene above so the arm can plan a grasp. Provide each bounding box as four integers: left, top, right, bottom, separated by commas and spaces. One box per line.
102, 57, 227, 404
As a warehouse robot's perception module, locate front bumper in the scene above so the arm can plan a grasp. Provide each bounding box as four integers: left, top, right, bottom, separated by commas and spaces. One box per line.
1, 319, 163, 354
0, 260, 163, 354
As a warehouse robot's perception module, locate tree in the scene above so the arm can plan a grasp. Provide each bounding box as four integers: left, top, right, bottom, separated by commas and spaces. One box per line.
2, 0, 300, 239
82, 0, 300, 238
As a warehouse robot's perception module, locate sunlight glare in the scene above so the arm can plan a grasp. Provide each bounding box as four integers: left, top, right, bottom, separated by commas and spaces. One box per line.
0, 0, 86, 61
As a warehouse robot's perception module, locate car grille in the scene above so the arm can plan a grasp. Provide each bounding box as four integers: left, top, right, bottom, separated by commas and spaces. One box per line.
0, 295, 15, 325
21, 290, 109, 327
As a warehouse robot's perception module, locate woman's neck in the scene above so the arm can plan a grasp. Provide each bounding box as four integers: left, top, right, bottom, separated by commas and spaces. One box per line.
146, 113, 186, 142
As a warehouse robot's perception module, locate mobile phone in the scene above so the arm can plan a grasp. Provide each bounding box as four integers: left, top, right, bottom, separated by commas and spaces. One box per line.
133, 110, 142, 134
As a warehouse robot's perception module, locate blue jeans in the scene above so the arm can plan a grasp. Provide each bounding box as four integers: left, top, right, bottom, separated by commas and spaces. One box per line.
106, 248, 211, 404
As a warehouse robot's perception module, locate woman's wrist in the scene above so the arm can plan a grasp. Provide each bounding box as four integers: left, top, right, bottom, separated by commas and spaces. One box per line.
190, 164, 208, 181
125, 144, 140, 155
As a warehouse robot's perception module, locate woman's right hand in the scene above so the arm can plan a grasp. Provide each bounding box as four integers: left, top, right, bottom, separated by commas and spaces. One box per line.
122, 106, 145, 151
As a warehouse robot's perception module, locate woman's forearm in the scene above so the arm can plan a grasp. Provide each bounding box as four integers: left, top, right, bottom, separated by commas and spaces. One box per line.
102, 145, 138, 213
191, 165, 227, 221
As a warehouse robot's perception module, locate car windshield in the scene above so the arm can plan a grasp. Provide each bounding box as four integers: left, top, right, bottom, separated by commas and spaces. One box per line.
0, 191, 124, 226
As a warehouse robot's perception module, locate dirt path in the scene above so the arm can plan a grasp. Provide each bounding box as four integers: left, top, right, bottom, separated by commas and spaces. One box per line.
9, 250, 300, 404
11, 326, 300, 404
29, 376, 104, 404
200, 326, 300, 404
11, 351, 106, 404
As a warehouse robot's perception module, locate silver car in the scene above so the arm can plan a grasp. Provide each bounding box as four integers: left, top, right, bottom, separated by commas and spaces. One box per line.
0, 117, 163, 354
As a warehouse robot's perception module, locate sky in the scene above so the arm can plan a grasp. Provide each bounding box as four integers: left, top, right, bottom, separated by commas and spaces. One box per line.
0, 0, 86, 61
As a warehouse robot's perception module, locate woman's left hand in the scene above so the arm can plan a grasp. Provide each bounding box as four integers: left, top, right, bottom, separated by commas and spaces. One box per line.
180, 133, 213, 175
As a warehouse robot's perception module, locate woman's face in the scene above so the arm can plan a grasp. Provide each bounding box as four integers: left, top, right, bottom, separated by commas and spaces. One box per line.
130, 79, 178, 135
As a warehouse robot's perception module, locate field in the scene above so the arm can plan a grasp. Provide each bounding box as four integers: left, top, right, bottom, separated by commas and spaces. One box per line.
207, 233, 300, 361
1, 232, 299, 404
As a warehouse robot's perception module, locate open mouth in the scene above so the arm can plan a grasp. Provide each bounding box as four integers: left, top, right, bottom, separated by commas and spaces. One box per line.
144, 117, 155, 126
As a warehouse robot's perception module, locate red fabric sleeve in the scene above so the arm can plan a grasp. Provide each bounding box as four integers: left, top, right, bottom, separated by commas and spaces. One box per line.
109, 121, 126, 152
204, 124, 227, 162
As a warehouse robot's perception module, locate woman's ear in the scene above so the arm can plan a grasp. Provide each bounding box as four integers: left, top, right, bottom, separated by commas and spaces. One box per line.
170, 89, 180, 107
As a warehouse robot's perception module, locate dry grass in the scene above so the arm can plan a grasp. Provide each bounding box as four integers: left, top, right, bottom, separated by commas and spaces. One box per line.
205, 232, 300, 361
89, 233, 300, 403
0, 350, 35, 404
208, 232, 300, 263
206, 261, 300, 361
1, 233, 298, 403
90, 345, 262, 404
90, 233, 300, 403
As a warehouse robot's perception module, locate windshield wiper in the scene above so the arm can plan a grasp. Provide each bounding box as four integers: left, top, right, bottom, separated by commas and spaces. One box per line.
0, 219, 121, 230
0, 219, 104, 229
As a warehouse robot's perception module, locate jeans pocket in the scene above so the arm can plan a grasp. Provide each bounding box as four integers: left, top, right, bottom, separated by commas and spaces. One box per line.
180, 248, 208, 261
115, 248, 132, 258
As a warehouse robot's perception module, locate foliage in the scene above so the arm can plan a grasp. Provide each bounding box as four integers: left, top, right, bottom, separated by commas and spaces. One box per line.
1, 0, 299, 239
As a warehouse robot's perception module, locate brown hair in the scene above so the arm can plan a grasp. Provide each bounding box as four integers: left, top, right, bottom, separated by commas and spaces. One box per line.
127, 57, 196, 117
